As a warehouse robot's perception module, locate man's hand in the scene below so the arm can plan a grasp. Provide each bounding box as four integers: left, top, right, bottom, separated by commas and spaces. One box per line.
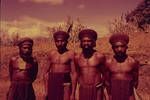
43, 94, 48, 100
70, 94, 75, 100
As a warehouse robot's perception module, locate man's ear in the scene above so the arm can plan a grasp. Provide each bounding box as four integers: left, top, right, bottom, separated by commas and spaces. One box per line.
93, 42, 96, 47
92, 40, 96, 47
111, 46, 114, 49
80, 42, 82, 48
66, 40, 68, 44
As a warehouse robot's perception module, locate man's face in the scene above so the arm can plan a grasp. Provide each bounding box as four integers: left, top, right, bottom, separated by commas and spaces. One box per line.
20, 44, 32, 57
112, 41, 127, 57
55, 37, 67, 50
80, 37, 95, 49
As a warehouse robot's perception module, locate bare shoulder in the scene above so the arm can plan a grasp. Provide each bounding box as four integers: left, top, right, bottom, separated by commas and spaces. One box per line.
105, 55, 114, 64
74, 52, 80, 60
10, 56, 19, 62
47, 49, 57, 59
67, 50, 75, 56
74, 53, 81, 65
65, 50, 75, 60
94, 51, 105, 59
49, 49, 57, 55
127, 56, 139, 67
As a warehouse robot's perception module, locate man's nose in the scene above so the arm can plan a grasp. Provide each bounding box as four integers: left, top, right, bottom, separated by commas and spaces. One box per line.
118, 47, 122, 51
58, 41, 62, 45
84, 41, 89, 44
25, 48, 30, 52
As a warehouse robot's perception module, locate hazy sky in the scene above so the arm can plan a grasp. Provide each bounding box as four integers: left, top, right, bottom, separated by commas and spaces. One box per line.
1, 0, 142, 37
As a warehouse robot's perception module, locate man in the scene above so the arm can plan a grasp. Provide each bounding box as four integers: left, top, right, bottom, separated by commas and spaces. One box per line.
105, 33, 139, 100
7, 37, 38, 100
73, 29, 106, 100
44, 31, 76, 100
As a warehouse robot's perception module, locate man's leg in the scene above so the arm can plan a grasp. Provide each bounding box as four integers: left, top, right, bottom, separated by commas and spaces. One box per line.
64, 84, 71, 100
96, 87, 103, 100
129, 95, 136, 100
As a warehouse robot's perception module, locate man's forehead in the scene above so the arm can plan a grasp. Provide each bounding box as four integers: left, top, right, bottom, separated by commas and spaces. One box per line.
81, 36, 94, 40
21, 44, 32, 47
20, 41, 33, 47
55, 37, 67, 40
113, 41, 127, 46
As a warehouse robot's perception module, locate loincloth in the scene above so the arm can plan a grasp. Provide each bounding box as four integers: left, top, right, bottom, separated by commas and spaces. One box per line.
7, 81, 35, 100
79, 83, 104, 100
110, 79, 134, 100
47, 72, 71, 100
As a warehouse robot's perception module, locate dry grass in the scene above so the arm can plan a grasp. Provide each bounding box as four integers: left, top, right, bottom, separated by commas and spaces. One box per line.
0, 33, 150, 100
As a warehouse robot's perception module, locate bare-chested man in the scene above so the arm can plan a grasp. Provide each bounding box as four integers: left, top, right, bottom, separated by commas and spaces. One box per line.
105, 33, 139, 100
44, 31, 76, 100
73, 29, 106, 100
7, 37, 38, 100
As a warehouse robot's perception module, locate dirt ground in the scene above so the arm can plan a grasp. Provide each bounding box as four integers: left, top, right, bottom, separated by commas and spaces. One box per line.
0, 33, 150, 100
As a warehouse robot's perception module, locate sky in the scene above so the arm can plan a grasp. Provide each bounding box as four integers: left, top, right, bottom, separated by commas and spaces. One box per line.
1, 0, 142, 37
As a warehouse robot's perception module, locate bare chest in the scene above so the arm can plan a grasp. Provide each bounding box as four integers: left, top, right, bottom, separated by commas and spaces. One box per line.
77, 55, 101, 69
108, 62, 133, 74
51, 53, 71, 65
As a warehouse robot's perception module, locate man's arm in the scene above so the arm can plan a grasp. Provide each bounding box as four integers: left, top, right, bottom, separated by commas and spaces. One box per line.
9, 58, 13, 81
98, 54, 110, 100
103, 59, 111, 100
98, 53, 106, 81
31, 58, 38, 82
132, 60, 139, 89
70, 53, 78, 100
43, 54, 52, 98
97, 53, 109, 88
103, 57, 112, 97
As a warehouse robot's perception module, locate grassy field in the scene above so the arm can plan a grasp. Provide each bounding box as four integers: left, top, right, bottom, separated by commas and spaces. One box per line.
0, 33, 150, 100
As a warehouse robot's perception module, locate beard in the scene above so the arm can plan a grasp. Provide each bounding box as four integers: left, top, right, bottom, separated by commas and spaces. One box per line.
115, 51, 127, 59
20, 51, 32, 59
114, 52, 127, 62
81, 44, 93, 50
57, 46, 66, 51
116, 52, 124, 56
83, 45, 90, 49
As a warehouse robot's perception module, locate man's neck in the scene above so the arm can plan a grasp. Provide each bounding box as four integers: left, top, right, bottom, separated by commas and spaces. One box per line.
58, 48, 68, 54
114, 54, 127, 63
82, 48, 96, 59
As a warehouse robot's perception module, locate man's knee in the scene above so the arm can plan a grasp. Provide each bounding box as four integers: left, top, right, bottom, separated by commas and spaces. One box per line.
64, 85, 71, 100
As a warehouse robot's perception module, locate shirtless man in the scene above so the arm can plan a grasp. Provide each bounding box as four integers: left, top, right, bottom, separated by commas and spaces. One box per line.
44, 31, 76, 100
73, 29, 105, 100
105, 33, 139, 100
7, 37, 38, 100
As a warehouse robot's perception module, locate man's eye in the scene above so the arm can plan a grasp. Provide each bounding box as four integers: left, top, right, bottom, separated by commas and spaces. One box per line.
121, 45, 125, 47
113, 46, 118, 48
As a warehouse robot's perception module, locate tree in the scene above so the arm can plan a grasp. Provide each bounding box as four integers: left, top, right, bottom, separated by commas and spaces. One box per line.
125, 0, 150, 31
12, 32, 19, 46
